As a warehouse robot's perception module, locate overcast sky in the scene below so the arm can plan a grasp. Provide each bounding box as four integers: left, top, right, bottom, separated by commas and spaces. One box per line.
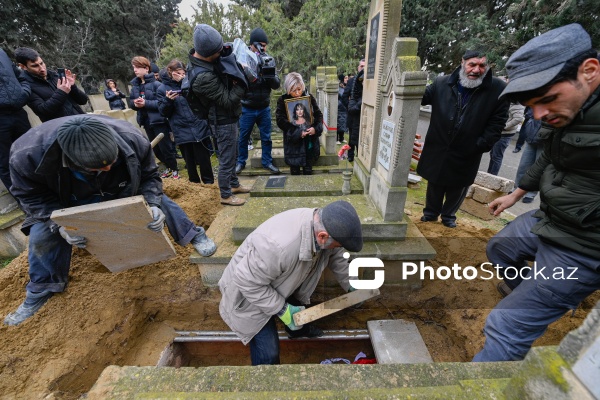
178, 0, 232, 20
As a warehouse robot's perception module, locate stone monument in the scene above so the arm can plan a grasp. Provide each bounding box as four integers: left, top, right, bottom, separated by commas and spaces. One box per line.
315, 66, 339, 155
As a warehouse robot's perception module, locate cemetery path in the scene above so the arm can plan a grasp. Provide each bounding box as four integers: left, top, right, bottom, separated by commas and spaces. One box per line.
0, 179, 597, 399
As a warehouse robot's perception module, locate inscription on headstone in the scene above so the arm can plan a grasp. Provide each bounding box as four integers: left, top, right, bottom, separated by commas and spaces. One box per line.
572, 335, 600, 397
377, 120, 395, 170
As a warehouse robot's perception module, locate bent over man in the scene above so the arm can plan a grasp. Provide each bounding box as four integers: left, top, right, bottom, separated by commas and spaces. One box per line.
474, 24, 600, 361
4, 115, 217, 326
218, 200, 363, 365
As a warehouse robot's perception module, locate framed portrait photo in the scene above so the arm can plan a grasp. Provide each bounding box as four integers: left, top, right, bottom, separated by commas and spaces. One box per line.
284, 96, 313, 128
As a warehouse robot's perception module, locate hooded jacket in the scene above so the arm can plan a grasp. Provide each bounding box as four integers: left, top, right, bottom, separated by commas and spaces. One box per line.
9, 115, 162, 235
157, 70, 211, 145
23, 70, 88, 122
519, 87, 600, 260
417, 66, 509, 187
218, 208, 351, 345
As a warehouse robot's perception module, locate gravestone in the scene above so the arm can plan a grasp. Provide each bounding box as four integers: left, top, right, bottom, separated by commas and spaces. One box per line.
315, 66, 338, 155
354, 0, 427, 221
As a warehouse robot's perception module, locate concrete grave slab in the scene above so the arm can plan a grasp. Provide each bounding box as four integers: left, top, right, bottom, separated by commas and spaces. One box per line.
51, 196, 176, 272
368, 319, 433, 364
251, 174, 363, 197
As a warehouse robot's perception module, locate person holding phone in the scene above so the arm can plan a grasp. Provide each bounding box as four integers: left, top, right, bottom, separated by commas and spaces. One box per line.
103, 79, 126, 110
157, 59, 214, 184
15, 47, 88, 122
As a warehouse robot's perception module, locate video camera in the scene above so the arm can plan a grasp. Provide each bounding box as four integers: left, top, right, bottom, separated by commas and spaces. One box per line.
253, 42, 276, 79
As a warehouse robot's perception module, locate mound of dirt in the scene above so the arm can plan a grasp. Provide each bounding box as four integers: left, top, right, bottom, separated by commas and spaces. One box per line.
0, 179, 596, 399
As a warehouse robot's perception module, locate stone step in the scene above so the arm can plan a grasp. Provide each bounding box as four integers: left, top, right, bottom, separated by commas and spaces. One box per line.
0, 188, 18, 215
87, 362, 518, 399
249, 147, 340, 168
250, 174, 363, 197
192, 202, 435, 287
0, 208, 27, 257
231, 195, 407, 244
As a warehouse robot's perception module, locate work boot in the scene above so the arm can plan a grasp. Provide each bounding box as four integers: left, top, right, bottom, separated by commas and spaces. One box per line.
231, 185, 251, 194
286, 323, 324, 339
191, 227, 217, 257
4, 291, 54, 326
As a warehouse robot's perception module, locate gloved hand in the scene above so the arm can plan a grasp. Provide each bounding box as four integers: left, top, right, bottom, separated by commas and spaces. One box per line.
348, 286, 364, 309
147, 206, 166, 232
277, 303, 305, 331
58, 227, 87, 248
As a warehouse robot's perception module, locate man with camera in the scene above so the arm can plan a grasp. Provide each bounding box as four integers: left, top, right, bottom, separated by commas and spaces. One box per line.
235, 28, 281, 175
15, 47, 88, 123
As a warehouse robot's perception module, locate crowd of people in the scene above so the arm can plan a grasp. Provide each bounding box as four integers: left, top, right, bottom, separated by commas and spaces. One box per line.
1, 22, 599, 372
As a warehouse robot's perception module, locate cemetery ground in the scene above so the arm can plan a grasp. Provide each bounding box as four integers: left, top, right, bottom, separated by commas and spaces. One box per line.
0, 162, 598, 399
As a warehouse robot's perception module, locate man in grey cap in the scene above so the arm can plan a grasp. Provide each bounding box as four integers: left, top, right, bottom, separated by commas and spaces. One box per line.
187, 23, 250, 206
4, 115, 217, 326
417, 49, 509, 228
218, 200, 363, 365
474, 23, 600, 362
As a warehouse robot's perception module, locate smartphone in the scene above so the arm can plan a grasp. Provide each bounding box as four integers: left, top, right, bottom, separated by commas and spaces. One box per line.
171, 90, 182, 94
57, 68, 66, 80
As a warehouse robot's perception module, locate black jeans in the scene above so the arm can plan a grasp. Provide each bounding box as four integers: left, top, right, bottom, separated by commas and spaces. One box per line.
423, 181, 469, 223
145, 124, 178, 171
180, 140, 214, 184
0, 109, 31, 190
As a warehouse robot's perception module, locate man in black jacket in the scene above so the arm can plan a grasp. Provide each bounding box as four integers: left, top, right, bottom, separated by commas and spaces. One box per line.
474, 24, 600, 362
15, 47, 88, 123
0, 48, 31, 191
4, 115, 217, 326
188, 24, 249, 206
235, 28, 280, 175
417, 50, 508, 228
343, 59, 365, 162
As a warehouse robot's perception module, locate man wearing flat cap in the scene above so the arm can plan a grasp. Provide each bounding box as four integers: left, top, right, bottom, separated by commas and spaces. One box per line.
4, 115, 217, 326
474, 23, 600, 362
187, 23, 250, 207
218, 200, 363, 365
418, 50, 509, 228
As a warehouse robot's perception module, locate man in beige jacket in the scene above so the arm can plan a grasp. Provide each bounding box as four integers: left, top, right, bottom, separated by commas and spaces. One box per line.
218, 200, 363, 365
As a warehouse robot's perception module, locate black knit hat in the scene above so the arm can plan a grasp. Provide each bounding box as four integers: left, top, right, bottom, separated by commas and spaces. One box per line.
57, 116, 119, 169
321, 200, 363, 252
462, 50, 485, 60
250, 28, 268, 44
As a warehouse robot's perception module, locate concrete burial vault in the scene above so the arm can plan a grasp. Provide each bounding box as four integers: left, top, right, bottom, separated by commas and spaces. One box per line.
51, 196, 176, 272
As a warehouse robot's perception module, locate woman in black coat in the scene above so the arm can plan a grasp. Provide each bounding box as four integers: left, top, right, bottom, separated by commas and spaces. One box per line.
157, 59, 214, 184
276, 72, 323, 175
103, 79, 126, 110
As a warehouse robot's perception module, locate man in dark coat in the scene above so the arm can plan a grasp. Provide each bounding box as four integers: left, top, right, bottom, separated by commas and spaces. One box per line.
0, 48, 31, 191
3, 115, 216, 326
15, 47, 88, 122
344, 59, 365, 162
474, 24, 600, 362
417, 50, 509, 228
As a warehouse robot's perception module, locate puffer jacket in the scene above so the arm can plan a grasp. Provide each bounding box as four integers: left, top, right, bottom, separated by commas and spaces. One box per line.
417, 67, 509, 187
188, 53, 246, 125
0, 49, 30, 111
156, 71, 211, 145
519, 87, 600, 260
276, 93, 323, 167
129, 73, 167, 127
24, 70, 88, 122
103, 88, 126, 110
9, 115, 162, 235
218, 208, 351, 345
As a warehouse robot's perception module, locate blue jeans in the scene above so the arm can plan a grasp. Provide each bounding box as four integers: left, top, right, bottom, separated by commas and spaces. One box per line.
237, 106, 273, 167
213, 123, 240, 199
487, 136, 512, 176
250, 316, 280, 365
473, 210, 600, 361
514, 142, 543, 201
26, 195, 198, 293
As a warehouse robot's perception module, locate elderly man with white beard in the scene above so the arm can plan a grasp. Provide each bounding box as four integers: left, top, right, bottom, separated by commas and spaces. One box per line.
417, 50, 509, 228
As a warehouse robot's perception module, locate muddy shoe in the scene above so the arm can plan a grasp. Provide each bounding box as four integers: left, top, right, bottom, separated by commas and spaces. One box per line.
191, 229, 217, 257
4, 291, 54, 326
497, 282, 513, 298
285, 324, 324, 339
231, 185, 251, 194
220, 195, 246, 206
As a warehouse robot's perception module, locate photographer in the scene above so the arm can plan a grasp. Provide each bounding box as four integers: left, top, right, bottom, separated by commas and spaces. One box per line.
235, 28, 281, 175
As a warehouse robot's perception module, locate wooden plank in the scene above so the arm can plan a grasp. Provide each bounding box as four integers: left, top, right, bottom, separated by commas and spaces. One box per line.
293, 289, 380, 326
51, 196, 176, 273
367, 320, 433, 364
